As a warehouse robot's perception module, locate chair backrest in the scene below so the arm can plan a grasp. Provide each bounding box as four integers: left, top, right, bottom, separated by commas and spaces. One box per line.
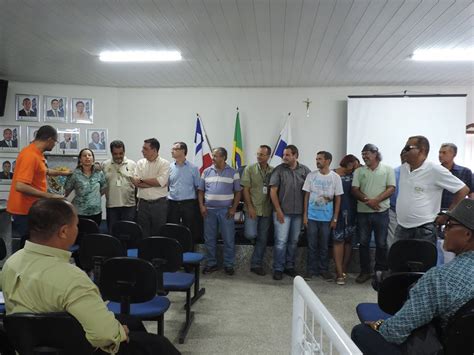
77, 218, 100, 246
111, 220, 143, 249
0, 238, 7, 261
79, 233, 125, 275
159, 223, 193, 252
378, 272, 424, 315
443, 298, 474, 355
100, 257, 158, 314
388, 239, 437, 272
4, 312, 94, 355
138, 236, 183, 273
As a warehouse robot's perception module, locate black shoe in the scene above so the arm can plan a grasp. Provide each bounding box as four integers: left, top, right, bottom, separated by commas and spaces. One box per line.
202, 265, 218, 274
320, 271, 334, 282
284, 268, 298, 277
224, 267, 235, 276
250, 267, 266, 276
356, 273, 372, 284
273, 271, 283, 280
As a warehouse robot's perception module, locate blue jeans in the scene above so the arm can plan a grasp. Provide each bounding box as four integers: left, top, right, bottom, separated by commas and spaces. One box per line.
106, 206, 136, 234
306, 220, 331, 275
244, 213, 271, 268
358, 210, 389, 273
394, 222, 438, 245
203, 208, 235, 268
351, 324, 402, 355
11, 214, 29, 239
272, 213, 302, 272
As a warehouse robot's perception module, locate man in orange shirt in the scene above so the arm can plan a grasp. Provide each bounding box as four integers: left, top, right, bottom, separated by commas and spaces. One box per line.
7, 125, 71, 239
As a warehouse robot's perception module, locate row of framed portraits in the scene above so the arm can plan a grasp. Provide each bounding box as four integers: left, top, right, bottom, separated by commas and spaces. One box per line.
15, 94, 94, 124
0, 124, 108, 155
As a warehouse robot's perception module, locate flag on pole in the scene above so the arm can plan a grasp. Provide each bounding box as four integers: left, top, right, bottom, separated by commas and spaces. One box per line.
231, 109, 244, 169
194, 114, 213, 174
270, 113, 292, 166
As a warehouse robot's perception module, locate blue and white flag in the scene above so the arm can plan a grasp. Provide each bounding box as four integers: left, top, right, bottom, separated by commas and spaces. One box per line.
270, 114, 292, 166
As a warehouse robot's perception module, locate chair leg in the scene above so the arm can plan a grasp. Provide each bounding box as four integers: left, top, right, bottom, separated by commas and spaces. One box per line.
157, 314, 164, 336
179, 289, 194, 344
190, 264, 205, 306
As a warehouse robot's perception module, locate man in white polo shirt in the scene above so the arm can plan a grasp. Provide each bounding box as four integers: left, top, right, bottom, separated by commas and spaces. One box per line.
395, 135, 469, 244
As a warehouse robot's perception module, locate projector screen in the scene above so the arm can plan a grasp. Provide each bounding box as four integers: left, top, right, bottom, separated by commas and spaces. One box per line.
347, 95, 467, 168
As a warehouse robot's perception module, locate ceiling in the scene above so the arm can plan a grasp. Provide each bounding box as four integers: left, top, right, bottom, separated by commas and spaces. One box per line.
1, 0, 473, 87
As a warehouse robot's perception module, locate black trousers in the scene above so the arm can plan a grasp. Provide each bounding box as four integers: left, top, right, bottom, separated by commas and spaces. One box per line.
167, 199, 203, 243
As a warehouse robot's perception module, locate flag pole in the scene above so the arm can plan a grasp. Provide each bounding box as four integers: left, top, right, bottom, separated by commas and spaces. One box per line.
270, 112, 291, 160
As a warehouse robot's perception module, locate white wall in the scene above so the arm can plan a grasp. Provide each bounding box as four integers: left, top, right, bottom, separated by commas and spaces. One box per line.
1, 82, 473, 200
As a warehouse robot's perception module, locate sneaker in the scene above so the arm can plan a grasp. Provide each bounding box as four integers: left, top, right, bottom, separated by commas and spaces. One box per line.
336, 277, 345, 285
284, 268, 298, 277
224, 267, 235, 276
250, 267, 266, 276
202, 265, 218, 274
273, 271, 283, 280
355, 273, 372, 284
320, 271, 334, 281
303, 272, 314, 281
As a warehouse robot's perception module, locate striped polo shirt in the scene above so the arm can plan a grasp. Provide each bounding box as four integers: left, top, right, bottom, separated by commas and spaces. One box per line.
198, 164, 241, 208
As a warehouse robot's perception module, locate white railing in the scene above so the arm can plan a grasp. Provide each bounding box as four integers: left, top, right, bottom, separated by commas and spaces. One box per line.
291, 276, 362, 355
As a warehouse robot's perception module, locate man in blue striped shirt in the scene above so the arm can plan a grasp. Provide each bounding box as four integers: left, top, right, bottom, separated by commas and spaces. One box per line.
198, 147, 241, 275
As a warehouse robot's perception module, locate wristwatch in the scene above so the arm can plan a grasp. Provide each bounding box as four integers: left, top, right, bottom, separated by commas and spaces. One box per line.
373, 319, 384, 331
139, 178, 144, 184
332, 218, 337, 222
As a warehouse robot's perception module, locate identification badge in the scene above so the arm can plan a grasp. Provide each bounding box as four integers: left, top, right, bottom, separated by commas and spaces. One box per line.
262, 186, 268, 194
116, 179, 122, 187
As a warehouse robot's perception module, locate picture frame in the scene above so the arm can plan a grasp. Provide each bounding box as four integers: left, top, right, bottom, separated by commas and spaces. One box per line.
71, 98, 93, 124
0, 157, 16, 185
27, 126, 41, 144
86, 128, 107, 154
43, 96, 67, 123
57, 127, 80, 155
0, 125, 20, 152
16, 94, 40, 122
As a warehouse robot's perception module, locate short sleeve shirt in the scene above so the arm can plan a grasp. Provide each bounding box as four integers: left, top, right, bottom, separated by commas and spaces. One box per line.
198, 164, 241, 208
7, 143, 47, 215
352, 163, 395, 213
102, 157, 136, 208
240, 163, 274, 217
269, 162, 311, 215
65, 168, 106, 216
303, 170, 343, 221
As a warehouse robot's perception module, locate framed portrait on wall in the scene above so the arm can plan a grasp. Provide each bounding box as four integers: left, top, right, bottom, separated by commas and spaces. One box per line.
0, 157, 16, 185
86, 128, 107, 154
0, 125, 20, 152
57, 128, 80, 154
43, 96, 67, 123
71, 98, 93, 124
27, 126, 41, 144
16, 94, 40, 122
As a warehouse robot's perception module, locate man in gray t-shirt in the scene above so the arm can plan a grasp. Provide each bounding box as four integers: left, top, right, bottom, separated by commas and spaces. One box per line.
269, 145, 310, 280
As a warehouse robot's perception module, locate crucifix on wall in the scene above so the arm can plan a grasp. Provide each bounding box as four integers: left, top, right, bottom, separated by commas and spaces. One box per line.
303, 98, 312, 118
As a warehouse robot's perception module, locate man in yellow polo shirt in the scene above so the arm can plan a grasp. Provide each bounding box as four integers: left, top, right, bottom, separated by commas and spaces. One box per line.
0, 198, 180, 354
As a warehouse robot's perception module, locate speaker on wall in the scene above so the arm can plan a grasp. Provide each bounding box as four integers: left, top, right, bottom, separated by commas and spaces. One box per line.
0, 79, 8, 117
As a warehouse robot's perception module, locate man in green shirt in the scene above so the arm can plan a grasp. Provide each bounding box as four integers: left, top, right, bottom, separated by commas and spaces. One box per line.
241, 145, 274, 276
352, 144, 395, 284
0, 198, 179, 354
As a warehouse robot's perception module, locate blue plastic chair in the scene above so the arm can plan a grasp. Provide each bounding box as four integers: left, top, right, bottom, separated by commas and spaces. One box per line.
111, 220, 142, 257
100, 257, 170, 336
139, 237, 195, 344
159, 223, 206, 305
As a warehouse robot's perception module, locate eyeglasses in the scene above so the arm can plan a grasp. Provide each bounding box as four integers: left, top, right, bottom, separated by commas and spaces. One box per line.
171, 147, 184, 151
402, 145, 418, 152
257, 153, 269, 157
445, 220, 463, 230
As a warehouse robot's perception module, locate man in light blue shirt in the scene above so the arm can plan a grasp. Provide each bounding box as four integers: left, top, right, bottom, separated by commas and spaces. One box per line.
168, 142, 201, 241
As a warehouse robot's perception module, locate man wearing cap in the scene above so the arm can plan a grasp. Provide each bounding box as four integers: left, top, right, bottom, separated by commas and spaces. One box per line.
395, 136, 469, 244
352, 144, 395, 284
351, 198, 474, 354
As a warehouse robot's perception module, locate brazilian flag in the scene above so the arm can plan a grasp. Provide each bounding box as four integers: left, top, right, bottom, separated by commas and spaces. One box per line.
232, 111, 244, 169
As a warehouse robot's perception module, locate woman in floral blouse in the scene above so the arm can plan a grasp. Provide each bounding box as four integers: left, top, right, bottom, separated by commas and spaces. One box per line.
65, 148, 106, 227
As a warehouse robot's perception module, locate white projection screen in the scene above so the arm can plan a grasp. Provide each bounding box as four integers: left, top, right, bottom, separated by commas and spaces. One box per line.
347, 95, 467, 168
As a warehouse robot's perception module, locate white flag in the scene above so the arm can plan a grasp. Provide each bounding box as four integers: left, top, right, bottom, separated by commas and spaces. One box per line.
270, 115, 292, 166
194, 115, 213, 174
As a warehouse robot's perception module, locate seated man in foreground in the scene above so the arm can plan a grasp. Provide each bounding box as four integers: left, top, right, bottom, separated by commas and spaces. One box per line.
351, 198, 474, 354
0, 198, 180, 355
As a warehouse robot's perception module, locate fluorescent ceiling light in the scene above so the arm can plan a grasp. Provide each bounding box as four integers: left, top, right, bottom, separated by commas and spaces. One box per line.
411, 48, 474, 61
99, 50, 182, 62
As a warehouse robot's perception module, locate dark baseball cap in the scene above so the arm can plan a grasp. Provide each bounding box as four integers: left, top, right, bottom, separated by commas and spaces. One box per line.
440, 199, 474, 230
362, 143, 379, 152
